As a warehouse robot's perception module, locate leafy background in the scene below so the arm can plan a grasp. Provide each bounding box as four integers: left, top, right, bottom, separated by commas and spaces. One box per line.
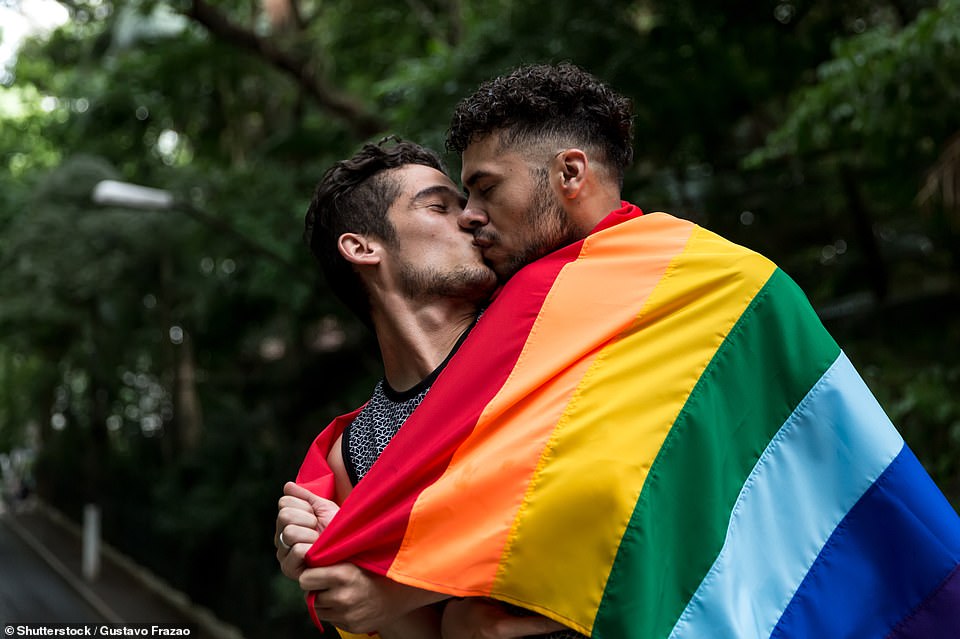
1, 0, 958, 635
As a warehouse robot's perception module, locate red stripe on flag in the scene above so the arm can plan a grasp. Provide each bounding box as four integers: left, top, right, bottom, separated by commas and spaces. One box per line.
303, 239, 582, 573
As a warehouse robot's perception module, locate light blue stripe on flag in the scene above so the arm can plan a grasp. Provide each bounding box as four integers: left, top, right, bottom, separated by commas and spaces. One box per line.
668, 351, 903, 638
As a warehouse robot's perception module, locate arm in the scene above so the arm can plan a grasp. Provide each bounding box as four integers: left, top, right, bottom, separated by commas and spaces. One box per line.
441, 599, 567, 639
362, 603, 443, 639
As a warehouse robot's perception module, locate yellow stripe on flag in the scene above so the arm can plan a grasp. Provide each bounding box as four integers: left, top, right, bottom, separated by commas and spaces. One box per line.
388, 214, 696, 595
491, 224, 776, 632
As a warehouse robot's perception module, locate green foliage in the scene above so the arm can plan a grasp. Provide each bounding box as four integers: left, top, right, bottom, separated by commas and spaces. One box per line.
1, 0, 958, 635
748, 0, 960, 173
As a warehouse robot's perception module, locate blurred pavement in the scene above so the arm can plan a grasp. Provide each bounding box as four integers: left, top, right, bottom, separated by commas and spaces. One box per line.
0, 499, 245, 639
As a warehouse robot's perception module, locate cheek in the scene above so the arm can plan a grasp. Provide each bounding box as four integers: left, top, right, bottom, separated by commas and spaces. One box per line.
495, 204, 528, 236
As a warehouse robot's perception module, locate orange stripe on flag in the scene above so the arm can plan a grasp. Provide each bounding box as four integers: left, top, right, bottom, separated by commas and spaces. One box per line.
386, 214, 696, 595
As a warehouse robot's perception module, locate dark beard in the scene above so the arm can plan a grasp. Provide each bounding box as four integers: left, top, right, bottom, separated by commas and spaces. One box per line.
397, 262, 497, 305
499, 180, 580, 282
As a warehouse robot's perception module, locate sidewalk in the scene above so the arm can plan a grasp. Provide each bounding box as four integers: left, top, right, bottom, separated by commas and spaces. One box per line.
4, 499, 246, 639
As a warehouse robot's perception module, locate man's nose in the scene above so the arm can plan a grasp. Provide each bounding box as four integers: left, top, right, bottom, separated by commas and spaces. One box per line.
458, 202, 488, 230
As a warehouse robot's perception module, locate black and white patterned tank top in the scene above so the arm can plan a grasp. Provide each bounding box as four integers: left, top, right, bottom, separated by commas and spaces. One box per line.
341, 319, 475, 486
341, 375, 433, 485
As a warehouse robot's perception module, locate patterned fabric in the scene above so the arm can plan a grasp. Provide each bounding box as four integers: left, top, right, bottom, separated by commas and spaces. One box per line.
343, 380, 430, 485
299, 204, 960, 638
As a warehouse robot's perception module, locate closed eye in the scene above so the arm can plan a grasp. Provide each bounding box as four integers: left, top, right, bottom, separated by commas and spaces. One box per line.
464, 184, 494, 200
412, 184, 466, 211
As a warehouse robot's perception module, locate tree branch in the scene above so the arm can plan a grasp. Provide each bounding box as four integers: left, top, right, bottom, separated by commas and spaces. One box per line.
446, 0, 462, 46
183, 0, 385, 138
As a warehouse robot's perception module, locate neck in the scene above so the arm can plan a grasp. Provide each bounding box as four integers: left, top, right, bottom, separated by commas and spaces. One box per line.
370, 296, 479, 392
567, 190, 624, 237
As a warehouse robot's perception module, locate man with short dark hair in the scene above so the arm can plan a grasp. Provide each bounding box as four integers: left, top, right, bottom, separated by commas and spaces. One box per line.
276, 138, 566, 638
280, 138, 488, 637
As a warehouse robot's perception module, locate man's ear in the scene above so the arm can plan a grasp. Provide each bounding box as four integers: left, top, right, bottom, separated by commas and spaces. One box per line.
337, 232, 382, 266
553, 148, 588, 199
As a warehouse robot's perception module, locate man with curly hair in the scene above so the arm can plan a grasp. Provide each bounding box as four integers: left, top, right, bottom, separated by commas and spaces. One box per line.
448, 62, 634, 285
438, 62, 960, 638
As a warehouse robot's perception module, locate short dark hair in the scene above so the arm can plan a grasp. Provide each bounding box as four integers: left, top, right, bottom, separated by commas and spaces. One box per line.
304, 138, 445, 325
446, 63, 634, 184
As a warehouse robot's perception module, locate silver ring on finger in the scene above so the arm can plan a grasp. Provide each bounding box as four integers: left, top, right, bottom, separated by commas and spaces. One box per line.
278, 529, 292, 552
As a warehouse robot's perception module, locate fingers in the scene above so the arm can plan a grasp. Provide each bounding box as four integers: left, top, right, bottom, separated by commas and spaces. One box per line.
279, 523, 320, 548
277, 506, 321, 534
306, 566, 381, 635
275, 511, 318, 562
283, 480, 319, 501
283, 482, 341, 529
277, 493, 316, 516
275, 483, 342, 582
276, 485, 323, 545
299, 563, 355, 593
278, 539, 313, 580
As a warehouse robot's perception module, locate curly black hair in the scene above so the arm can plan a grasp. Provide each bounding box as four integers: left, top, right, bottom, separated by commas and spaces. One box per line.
446, 63, 634, 183
304, 137, 445, 326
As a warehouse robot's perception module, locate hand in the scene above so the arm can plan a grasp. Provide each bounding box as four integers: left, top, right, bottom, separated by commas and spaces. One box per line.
275, 481, 340, 580
441, 598, 567, 639
302, 563, 448, 634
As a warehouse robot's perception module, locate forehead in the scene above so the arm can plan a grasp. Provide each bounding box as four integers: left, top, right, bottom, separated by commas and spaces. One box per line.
391, 163, 457, 198
461, 135, 527, 184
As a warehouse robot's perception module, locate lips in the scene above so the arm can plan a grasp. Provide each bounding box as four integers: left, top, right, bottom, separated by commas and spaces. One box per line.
471, 232, 494, 250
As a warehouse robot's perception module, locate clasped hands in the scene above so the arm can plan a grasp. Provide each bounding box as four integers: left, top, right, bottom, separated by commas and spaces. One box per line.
275, 482, 565, 638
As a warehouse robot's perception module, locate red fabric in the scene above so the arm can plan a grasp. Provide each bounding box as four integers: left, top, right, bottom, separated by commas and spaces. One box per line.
296, 408, 362, 498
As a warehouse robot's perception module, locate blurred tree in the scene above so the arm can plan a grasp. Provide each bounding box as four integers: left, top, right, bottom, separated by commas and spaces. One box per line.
749, 0, 960, 297
746, 0, 960, 500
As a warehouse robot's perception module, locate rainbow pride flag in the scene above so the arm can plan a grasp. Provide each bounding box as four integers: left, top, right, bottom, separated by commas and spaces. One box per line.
297, 204, 960, 638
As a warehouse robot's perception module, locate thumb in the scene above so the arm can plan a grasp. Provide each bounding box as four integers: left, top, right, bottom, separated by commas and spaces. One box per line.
312, 498, 340, 531
284, 481, 340, 529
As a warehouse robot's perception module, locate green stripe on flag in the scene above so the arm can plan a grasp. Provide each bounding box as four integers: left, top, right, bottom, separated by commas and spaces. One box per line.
593, 269, 841, 638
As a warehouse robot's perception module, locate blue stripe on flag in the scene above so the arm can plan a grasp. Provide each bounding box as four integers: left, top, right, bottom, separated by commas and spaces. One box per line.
669, 352, 903, 638
771, 443, 960, 638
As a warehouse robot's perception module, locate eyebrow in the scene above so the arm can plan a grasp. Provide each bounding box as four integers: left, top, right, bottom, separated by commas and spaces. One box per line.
410, 184, 466, 205
462, 169, 495, 191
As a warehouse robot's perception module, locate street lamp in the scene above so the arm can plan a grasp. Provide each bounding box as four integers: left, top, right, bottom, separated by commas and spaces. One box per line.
92, 179, 309, 284
92, 180, 175, 210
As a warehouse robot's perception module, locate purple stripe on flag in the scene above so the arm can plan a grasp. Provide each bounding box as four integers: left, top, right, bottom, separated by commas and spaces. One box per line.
887, 563, 960, 639
770, 445, 960, 638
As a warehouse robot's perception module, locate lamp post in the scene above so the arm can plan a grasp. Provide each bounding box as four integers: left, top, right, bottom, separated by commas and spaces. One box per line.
91, 179, 310, 285
91, 180, 175, 210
